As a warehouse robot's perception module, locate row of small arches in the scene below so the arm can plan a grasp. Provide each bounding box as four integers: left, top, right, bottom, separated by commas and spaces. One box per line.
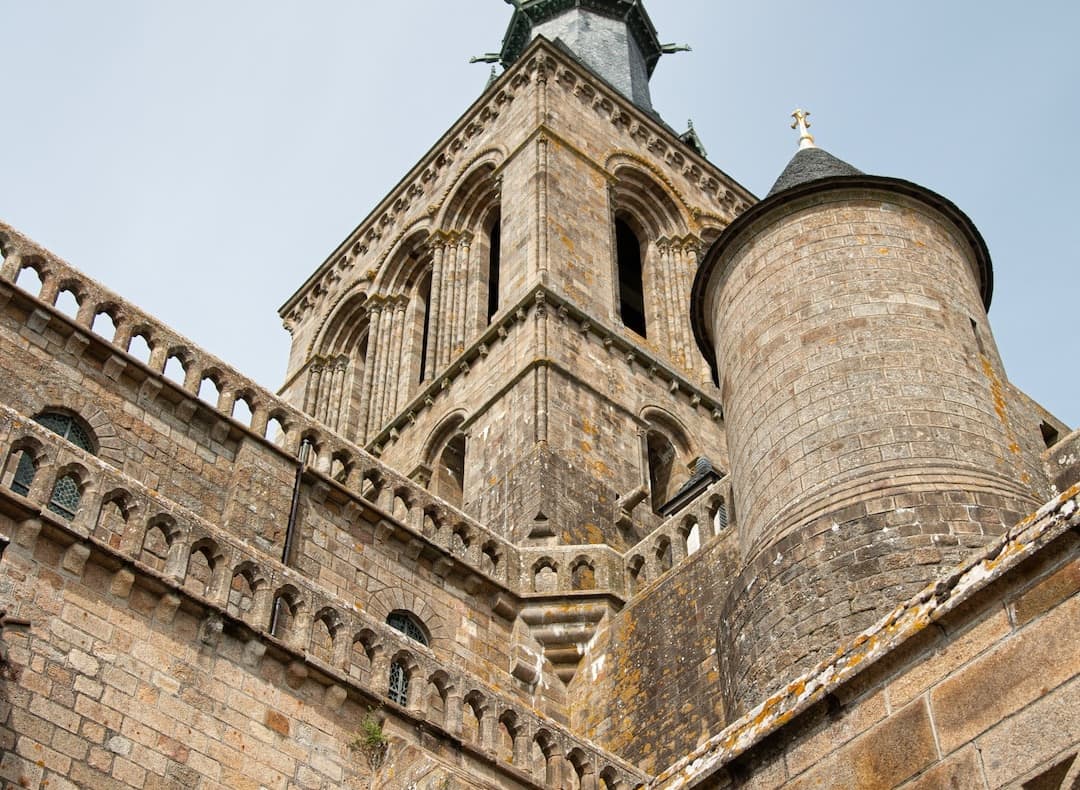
4, 404, 512, 593
4, 411, 727, 603
5, 406, 734, 611
625, 488, 732, 595
0, 429, 646, 785
376, 651, 643, 789
5, 467, 641, 788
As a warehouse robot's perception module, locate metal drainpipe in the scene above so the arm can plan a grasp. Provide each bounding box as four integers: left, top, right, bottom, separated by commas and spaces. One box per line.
270, 438, 312, 637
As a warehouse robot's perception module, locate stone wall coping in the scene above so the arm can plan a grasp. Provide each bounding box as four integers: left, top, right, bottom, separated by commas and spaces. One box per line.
651, 482, 1080, 788
0, 222, 729, 602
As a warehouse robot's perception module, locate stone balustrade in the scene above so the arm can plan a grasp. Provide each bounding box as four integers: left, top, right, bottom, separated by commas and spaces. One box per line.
622, 477, 734, 594
1, 222, 731, 605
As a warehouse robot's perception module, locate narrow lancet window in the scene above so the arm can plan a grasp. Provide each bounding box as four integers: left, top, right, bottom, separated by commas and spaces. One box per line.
434, 433, 466, 509
487, 213, 501, 324
418, 271, 432, 383
616, 219, 646, 336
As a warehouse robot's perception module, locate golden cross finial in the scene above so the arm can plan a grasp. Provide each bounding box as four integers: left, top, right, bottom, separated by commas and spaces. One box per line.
791, 108, 816, 150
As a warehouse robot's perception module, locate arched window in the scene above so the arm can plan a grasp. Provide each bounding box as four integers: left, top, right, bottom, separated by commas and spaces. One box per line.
388, 660, 409, 705
418, 270, 433, 383
387, 611, 429, 646
433, 432, 466, 508
647, 430, 678, 513
615, 219, 646, 337
487, 212, 502, 324
48, 474, 84, 520
16, 412, 96, 516
10, 450, 36, 497
34, 412, 94, 452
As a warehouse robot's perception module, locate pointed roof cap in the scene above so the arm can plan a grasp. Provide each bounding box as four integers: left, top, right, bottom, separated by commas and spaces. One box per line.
690, 113, 996, 372
767, 146, 863, 197
767, 109, 862, 196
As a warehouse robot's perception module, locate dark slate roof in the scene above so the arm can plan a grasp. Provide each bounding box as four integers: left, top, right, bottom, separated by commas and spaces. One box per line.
767, 147, 863, 197
658, 457, 722, 517
500, 0, 663, 74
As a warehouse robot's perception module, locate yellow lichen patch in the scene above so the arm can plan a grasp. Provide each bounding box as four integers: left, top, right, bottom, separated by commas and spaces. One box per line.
488, 476, 499, 486
582, 523, 605, 544
981, 357, 1009, 424
878, 247, 889, 255
581, 440, 592, 453
581, 418, 600, 436
560, 233, 576, 253
590, 460, 612, 478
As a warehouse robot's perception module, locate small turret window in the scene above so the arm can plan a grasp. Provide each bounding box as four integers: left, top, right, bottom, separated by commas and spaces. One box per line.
616, 219, 647, 337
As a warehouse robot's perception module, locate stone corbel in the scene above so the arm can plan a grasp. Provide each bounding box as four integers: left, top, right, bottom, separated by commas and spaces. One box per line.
63, 331, 90, 358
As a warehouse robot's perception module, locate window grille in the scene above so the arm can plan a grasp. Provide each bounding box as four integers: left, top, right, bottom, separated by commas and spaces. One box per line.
387, 611, 429, 646
11, 452, 34, 496
48, 475, 82, 520
35, 413, 93, 452
10, 412, 95, 503
388, 660, 409, 705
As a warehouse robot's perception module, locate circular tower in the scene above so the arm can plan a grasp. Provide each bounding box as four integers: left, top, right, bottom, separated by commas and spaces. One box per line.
691, 116, 1041, 714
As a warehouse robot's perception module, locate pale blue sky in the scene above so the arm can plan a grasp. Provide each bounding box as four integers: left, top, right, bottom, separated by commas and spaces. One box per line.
2, 1, 1077, 426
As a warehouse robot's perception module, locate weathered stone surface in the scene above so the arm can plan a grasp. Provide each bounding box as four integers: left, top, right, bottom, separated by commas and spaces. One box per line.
0, 4, 1073, 789
786, 699, 938, 790
931, 591, 1079, 754
886, 604, 1012, 709
783, 691, 889, 778
1010, 555, 1080, 626
975, 673, 1080, 787
896, 745, 983, 790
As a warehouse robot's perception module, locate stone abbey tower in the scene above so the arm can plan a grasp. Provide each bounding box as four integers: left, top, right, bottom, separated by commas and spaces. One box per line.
1, 2, 1078, 789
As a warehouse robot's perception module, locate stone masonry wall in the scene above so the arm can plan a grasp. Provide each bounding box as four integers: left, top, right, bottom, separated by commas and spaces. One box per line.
0, 513, 548, 790
569, 525, 740, 775
655, 486, 1080, 789
0, 267, 534, 703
